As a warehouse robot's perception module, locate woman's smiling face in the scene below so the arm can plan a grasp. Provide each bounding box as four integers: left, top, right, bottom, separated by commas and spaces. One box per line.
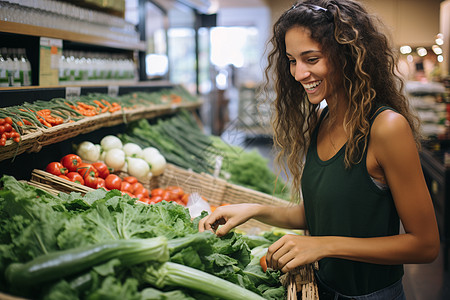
285, 26, 335, 105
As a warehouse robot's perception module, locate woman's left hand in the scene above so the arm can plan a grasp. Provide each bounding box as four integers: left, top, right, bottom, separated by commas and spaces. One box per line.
266, 234, 325, 273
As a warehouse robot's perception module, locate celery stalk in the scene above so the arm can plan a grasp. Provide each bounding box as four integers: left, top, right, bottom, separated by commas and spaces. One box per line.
144, 262, 266, 300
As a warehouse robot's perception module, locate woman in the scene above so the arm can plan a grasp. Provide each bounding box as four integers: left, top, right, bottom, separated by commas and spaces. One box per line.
199, 0, 440, 298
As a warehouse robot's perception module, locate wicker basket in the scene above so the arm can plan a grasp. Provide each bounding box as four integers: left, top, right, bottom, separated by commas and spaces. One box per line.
0, 130, 43, 162
146, 164, 291, 233
38, 114, 110, 147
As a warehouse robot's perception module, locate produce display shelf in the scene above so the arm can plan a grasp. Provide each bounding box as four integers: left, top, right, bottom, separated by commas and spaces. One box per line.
0, 101, 202, 163
0, 21, 145, 51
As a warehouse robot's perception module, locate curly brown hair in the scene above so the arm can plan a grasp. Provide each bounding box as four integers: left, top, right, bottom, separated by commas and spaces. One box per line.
263, 0, 420, 201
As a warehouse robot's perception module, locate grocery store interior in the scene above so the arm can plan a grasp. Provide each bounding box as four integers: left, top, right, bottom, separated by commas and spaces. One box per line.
0, 0, 449, 299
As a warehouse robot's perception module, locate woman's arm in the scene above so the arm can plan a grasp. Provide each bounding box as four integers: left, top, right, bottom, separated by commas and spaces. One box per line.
266, 111, 440, 272
198, 202, 307, 236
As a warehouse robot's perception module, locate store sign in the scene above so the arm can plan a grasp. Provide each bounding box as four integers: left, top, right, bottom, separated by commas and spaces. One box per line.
39, 37, 62, 86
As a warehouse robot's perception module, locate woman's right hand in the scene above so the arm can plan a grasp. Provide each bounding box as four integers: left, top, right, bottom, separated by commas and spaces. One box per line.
198, 203, 260, 237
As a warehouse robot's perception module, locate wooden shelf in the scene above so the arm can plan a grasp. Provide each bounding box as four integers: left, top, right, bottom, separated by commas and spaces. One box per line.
0, 21, 145, 51
0, 80, 172, 92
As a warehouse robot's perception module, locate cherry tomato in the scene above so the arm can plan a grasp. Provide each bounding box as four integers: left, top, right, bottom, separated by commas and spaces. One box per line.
0, 119, 4, 125
97, 177, 106, 189
105, 174, 122, 190
77, 163, 98, 178
150, 188, 164, 197
92, 162, 110, 179
4, 117, 12, 125
123, 176, 138, 184
83, 171, 98, 189
260, 255, 268, 272
0, 125, 5, 134
46, 162, 68, 176
58, 174, 70, 181
60, 154, 82, 172
4, 123, 12, 132
67, 172, 84, 185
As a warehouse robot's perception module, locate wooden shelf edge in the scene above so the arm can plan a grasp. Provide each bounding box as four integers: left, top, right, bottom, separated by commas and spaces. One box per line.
0, 81, 173, 91
0, 21, 145, 51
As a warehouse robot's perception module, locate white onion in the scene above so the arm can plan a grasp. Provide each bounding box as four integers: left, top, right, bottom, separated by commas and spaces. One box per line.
76, 141, 100, 162
123, 143, 143, 157
100, 135, 123, 151
104, 148, 126, 170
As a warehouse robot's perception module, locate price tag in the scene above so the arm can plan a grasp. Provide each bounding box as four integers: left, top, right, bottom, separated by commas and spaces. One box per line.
65, 86, 81, 100
108, 85, 119, 97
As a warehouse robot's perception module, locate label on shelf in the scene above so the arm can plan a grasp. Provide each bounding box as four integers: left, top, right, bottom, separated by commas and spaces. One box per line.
39, 37, 62, 86
108, 85, 119, 97
66, 86, 81, 100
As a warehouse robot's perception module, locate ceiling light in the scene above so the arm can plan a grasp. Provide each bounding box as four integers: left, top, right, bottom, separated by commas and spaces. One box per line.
400, 46, 412, 54
416, 47, 427, 57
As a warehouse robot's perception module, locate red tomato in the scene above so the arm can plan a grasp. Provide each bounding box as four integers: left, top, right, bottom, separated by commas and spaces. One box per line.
260, 255, 268, 272
92, 162, 110, 179
166, 186, 184, 199
60, 154, 82, 172
77, 163, 98, 178
140, 197, 151, 204
130, 182, 144, 194
83, 171, 98, 189
123, 176, 138, 184
4, 123, 12, 132
121, 191, 136, 198
149, 195, 163, 204
150, 188, 164, 197
4, 117, 12, 125
67, 172, 85, 185
97, 177, 106, 189
181, 193, 190, 205
58, 174, 70, 181
140, 187, 150, 198
121, 181, 133, 193
46, 162, 68, 176
134, 192, 145, 200
161, 190, 177, 202
105, 174, 122, 190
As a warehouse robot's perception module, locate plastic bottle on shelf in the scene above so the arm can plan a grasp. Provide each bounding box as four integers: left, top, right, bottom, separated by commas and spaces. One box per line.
10, 48, 21, 87
2, 48, 15, 87
86, 53, 95, 83
67, 51, 76, 84
18, 48, 31, 86
0, 48, 8, 87
59, 51, 69, 84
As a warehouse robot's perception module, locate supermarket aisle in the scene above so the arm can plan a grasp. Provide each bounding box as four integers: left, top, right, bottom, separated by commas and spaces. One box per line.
231, 134, 450, 300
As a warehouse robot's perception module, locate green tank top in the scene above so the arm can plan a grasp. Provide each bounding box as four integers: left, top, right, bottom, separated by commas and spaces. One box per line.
302, 106, 404, 296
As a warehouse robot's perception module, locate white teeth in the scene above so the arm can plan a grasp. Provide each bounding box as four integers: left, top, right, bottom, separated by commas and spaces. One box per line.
304, 81, 322, 90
